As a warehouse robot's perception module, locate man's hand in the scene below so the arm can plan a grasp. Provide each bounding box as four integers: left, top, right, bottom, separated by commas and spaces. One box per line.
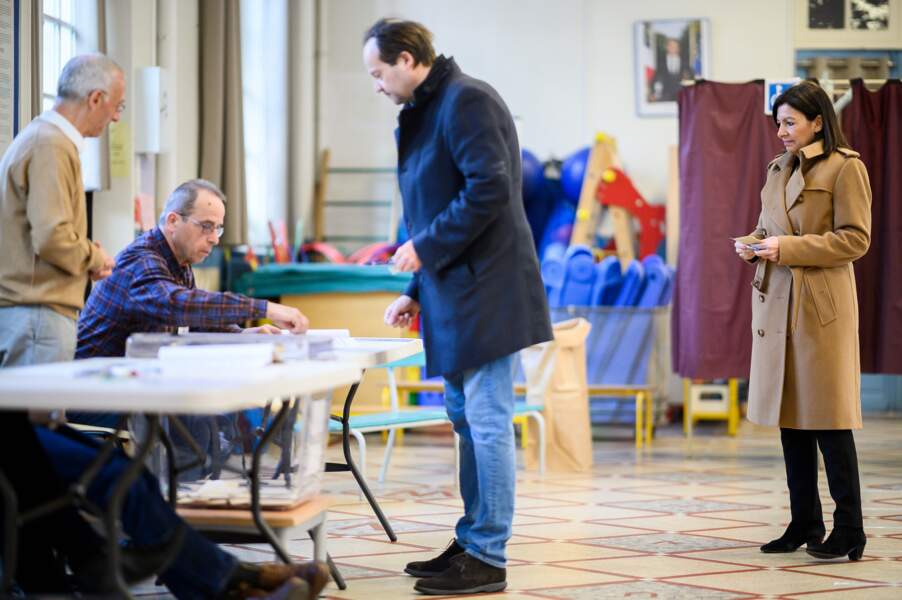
753, 236, 781, 262
89, 242, 115, 281
391, 240, 421, 273
241, 324, 283, 334
384, 294, 420, 328
265, 302, 310, 333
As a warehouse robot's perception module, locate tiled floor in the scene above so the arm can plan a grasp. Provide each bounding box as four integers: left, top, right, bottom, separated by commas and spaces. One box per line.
137, 417, 902, 599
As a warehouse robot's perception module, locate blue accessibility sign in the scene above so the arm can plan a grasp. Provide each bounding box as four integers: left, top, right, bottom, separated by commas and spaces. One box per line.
764, 79, 801, 115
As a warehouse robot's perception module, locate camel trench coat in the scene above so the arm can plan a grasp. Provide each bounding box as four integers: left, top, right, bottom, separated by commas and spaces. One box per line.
745, 141, 871, 430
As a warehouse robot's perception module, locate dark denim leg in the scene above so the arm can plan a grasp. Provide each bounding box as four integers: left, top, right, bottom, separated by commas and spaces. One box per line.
35, 426, 237, 599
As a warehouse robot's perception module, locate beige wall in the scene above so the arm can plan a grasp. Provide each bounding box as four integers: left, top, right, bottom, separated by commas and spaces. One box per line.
92, 0, 796, 253
320, 0, 794, 204
92, 0, 199, 257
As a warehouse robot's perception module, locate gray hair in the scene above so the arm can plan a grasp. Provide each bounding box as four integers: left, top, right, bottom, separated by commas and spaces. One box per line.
56, 53, 123, 101
158, 179, 227, 226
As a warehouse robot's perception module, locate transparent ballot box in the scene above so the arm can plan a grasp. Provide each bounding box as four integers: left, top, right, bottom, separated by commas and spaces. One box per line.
123, 332, 340, 509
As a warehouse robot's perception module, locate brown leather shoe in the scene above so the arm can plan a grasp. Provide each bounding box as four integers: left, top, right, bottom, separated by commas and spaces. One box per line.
225, 560, 329, 599
246, 577, 310, 599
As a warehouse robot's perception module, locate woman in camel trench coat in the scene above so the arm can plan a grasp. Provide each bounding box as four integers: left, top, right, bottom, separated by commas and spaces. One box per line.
734, 81, 871, 562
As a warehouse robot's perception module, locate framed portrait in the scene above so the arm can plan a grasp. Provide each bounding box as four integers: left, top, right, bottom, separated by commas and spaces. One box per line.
795, 0, 902, 48
634, 18, 710, 117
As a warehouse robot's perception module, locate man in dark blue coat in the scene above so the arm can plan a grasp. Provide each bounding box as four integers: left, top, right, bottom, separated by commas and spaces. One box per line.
363, 18, 552, 595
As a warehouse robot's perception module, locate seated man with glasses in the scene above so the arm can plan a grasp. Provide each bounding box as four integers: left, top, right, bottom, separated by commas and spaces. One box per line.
71, 178, 310, 427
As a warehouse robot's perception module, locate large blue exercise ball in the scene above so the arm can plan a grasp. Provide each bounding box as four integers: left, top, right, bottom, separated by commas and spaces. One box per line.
560, 146, 590, 203
521, 148, 544, 204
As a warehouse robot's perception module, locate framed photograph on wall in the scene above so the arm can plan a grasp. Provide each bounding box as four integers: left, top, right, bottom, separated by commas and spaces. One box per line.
795, 0, 902, 48
634, 18, 710, 117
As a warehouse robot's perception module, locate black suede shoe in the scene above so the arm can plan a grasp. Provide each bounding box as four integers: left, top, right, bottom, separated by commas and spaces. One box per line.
413, 553, 506, 595
806, 527, 867, 561
405, 539, 465, 577
760, 523, 825, 553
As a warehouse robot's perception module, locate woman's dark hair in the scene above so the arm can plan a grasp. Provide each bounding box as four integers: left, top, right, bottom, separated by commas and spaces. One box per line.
363, 18, 435, 67
772, 80, 849, 156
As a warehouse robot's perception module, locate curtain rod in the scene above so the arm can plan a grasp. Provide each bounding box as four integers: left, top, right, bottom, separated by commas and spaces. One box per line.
681, 78, 895, 86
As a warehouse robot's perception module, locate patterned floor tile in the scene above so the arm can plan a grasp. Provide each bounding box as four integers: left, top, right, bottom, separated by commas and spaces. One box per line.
580, 532, 753, 553
532, 579, 754, 599
605, 498, 761, 514
117, 417, 902, 598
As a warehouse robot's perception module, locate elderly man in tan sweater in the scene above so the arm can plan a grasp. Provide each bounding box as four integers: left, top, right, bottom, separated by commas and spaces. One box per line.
0, 53, 121, 368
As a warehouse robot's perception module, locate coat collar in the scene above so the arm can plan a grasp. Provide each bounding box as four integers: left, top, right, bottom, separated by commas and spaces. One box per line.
771, 140, 824, 172
406, 55, 457, 109
771, 140, 824, 212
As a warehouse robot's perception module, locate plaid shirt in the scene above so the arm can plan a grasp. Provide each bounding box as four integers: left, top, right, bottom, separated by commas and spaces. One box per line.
76, 228, 267, 358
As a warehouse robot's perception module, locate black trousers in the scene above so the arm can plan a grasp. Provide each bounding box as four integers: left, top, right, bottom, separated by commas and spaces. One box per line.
0, 412, 108, 593
780, 428, 863, 531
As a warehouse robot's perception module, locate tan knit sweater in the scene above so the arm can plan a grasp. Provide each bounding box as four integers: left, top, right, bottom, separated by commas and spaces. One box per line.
0, 118, 104, 319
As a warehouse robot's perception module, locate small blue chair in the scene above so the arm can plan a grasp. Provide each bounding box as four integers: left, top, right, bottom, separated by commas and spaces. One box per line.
330, 352, 546, 482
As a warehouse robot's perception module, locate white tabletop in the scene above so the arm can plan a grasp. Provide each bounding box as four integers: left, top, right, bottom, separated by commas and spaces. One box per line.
315, 337, 424, 369
0, 358, 361, 414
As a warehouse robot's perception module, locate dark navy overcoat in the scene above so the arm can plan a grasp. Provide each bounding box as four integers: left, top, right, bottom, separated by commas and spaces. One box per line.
396, 56, 552, 377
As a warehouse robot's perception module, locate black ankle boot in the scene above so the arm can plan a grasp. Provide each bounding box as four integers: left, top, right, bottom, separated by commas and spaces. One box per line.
760, 523, 825, 553
806, 527, 866, 561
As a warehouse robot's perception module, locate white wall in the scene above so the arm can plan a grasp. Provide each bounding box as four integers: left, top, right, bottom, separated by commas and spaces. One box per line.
157, 0, 200, 217
320, 0, 794, 203
90, 0, 198, 256
92, 0, 155, 256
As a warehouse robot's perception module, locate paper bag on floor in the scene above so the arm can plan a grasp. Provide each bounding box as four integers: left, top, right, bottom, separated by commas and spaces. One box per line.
521, 318, 592, 472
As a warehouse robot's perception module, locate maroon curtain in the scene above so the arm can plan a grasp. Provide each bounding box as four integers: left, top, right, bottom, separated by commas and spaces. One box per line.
841, 79, 902, 375
672, 81, 783, 378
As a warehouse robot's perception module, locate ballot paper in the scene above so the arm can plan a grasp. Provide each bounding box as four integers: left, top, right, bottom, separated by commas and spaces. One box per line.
174, 393, 331, 509
177, 479, 306, 509
732, 235, 765, 250
125, 331, 342, 361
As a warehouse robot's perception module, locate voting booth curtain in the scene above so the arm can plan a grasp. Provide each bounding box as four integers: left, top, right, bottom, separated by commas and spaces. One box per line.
841, 79, 902, 375
671, 80, 783, 379
674, 78, 902, 378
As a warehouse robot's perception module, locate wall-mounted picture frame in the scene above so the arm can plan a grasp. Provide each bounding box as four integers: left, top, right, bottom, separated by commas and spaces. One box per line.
634, 18, 710, 117
795, 0, 902, 48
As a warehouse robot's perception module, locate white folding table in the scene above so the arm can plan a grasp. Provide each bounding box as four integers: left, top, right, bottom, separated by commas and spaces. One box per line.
0, 357, 361, 598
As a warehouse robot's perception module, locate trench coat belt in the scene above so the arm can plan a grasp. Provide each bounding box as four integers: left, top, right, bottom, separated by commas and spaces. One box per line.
789, 266, 805, 334
753, 260, 768, 294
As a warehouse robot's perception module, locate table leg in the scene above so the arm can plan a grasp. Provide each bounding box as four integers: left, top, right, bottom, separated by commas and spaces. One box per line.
0, 468, 17, 594
104, 414, 162, 599
635, 393, 643, 450
728, 378, 740, 436
273, 397, 301, 485
325, 380, 397, 542
157, 429, 179, 508
251, 401, 293, 564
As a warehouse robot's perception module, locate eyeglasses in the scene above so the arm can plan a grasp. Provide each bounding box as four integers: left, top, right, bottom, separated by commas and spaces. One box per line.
97, 90, 126, 113
181, 215, 225, 238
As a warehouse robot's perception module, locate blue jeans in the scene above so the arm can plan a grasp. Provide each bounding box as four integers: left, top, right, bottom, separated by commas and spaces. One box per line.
0, 305, 75, 367
443, 353, 516, 568
36, 426, 238, 599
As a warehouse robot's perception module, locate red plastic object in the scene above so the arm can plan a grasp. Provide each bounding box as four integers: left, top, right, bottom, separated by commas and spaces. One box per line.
300, 242, 347, 263
348, 242, 398, 265
595, 167, 665, 258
